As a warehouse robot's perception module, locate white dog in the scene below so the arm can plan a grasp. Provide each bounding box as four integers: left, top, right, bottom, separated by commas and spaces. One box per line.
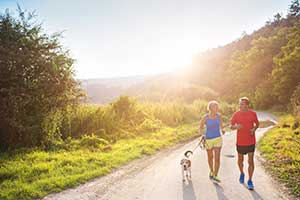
180, 150, 192, 182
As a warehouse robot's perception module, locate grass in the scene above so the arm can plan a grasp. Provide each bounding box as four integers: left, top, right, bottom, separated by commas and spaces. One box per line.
0, 123, 198, 200
258, 114, 300, 197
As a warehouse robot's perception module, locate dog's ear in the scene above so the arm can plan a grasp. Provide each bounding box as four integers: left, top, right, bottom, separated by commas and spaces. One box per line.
188, 160, 191, 167
180, 159, 184, 164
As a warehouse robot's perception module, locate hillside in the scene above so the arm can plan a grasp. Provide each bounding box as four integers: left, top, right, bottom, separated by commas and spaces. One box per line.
185, 4, 300, 111
78, 2, 300, 107
80, 75, 147, 104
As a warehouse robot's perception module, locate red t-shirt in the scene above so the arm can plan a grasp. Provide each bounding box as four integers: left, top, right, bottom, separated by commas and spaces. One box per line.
231, 110, 259, 146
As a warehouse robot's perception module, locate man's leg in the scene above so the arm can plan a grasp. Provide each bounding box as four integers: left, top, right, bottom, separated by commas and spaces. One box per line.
237, 153, 244, 174
238, 152, 245, 183
213, 147, 221, 176
248, 152, 254, 180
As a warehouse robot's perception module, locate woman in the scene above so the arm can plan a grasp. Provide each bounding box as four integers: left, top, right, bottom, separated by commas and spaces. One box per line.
199, 100, 225, 183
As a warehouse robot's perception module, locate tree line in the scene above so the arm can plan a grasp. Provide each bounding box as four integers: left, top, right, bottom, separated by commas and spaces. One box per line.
188, 0, 300, 115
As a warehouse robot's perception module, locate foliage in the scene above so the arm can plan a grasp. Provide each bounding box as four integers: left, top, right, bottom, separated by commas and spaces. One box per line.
188, 1, 300, 111
291, 83, 300, 116
259, 114, 300, 197
0, 123, 198, 200
80, 134, 109, 148
0, 9, 83, 149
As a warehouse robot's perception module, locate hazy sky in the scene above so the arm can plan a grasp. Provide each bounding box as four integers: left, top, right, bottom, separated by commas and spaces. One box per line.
0, 0, 292, 79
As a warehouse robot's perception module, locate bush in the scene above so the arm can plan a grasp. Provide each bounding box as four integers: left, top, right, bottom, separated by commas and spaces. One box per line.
138, 118, 162, 132
111, 96, 138, 120
0, 9, 83, 149
291, 82, 300, 116
80, 135, 109, 149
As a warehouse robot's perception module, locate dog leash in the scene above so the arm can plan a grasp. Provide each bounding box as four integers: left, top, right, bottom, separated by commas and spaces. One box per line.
185, 131, 226, 157
190, 136, 206, 153
191, 141, 201, 152
191, 125, 234, 153
199, 136, 209, 150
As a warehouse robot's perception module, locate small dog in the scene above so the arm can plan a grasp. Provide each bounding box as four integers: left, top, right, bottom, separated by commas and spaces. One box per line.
180, 150, 192, 182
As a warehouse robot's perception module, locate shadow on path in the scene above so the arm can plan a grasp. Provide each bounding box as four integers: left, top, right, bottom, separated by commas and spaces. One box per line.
242, 184, 264, 200
213, 182, 229, 200
182, 180, 197, 200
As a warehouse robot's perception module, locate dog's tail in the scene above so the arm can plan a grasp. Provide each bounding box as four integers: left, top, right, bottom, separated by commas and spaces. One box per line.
184, 150, 193, 157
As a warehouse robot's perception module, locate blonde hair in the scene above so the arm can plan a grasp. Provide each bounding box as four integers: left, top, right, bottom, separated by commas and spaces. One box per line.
207, 100, 219, 111
239, 97, 250, 105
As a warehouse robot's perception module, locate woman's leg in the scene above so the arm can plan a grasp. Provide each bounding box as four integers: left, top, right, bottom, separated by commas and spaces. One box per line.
213, 147, 221, 176
206, 148, 214, 174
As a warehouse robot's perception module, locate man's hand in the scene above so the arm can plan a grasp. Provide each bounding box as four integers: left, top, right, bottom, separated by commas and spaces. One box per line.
232, 124, 243, 130
250, 127, 257, 135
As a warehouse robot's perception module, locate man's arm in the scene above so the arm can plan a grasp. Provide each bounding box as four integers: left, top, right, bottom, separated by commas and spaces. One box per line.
250, 112, 260, 134
230, 113, 243, 130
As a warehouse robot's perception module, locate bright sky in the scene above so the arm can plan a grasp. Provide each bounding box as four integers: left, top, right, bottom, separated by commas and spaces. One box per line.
0, 0, 291, 79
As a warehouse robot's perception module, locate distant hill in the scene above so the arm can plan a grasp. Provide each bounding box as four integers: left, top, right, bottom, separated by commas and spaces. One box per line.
79, 71, 216, 104
184, 1, 300, 111
124, 70, 218, 102
81, 1, 300, 110
80, 75, 148, 104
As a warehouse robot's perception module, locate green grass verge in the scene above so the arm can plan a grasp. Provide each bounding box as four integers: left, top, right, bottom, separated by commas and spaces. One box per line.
0, 123, 198, 200
258, 114, 300, 197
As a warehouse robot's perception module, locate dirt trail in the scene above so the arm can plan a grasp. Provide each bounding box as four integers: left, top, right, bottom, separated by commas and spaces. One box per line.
43, 112, 292, 200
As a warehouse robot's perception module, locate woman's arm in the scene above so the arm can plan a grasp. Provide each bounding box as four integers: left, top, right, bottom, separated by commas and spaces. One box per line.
199, 115, 206, 137
219, 114, 226, 134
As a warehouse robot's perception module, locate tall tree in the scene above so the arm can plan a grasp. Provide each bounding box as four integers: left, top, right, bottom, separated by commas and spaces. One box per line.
0, 9, 83, 148
289, 0, 300, 17
272, 25, 300, 104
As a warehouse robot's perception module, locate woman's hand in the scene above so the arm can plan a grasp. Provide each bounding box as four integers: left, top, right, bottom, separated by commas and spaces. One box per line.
199, 134, 206, 140
221, 129, 226, 135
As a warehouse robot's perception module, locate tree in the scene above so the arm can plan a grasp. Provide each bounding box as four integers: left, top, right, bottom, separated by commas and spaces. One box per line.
288, 0, 300, 17
271, 26, 300, 105
291, 82, 300, 116
0, 9, 83, 149
274, 13, 282, 22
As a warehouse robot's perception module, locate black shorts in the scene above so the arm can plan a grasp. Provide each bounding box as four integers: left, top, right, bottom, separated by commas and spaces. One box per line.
236, 144, 255, 155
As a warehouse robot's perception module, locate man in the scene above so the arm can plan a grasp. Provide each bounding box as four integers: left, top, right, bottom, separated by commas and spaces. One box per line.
230, 97, 259, 190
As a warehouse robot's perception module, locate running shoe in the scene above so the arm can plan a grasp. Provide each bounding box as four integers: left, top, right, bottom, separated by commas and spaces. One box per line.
209, 171, 214, 180
212, 175, 221, 183
239, 173, 245, 184
247, 180, 254, 190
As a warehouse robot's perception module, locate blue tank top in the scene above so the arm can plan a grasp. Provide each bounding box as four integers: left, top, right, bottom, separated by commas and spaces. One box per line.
205, 114, 221, 139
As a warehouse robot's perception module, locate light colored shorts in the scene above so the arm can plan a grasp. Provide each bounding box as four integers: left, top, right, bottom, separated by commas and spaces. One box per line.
205, 137, 222, 149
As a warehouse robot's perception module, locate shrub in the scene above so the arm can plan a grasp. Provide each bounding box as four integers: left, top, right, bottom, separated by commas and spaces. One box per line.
80, 135, 109, 149
291, 82, 300, 116
138, 118, 162, 132
0, 9, 83, 149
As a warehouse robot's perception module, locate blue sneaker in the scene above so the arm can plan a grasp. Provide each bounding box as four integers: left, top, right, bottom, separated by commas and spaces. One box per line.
239, 173, 245, 183
247, 180, 254, 190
